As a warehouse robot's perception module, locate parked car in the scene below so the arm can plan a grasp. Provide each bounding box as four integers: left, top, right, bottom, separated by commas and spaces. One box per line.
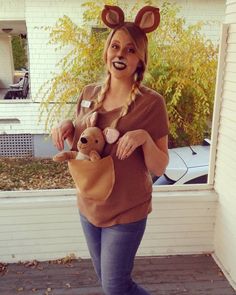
153, 139, 210, 185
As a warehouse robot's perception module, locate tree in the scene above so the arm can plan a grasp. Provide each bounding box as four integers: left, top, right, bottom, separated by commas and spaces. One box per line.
38, 0, 218, 147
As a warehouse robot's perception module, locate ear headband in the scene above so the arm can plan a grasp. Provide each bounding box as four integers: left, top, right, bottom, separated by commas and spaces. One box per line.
101, 5, 160, 33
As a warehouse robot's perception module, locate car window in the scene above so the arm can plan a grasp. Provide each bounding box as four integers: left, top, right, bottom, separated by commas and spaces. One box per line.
184, 175, 208, 184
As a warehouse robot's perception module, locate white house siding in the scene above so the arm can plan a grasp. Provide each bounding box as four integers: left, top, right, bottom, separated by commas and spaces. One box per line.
0, 189, 217, 263
0, 101, 72, 134
138, 189, 217, 256
213, 0, 236, 289
0, 0, 25, 20
0, 0, 225, 136
173, 0, 225, 44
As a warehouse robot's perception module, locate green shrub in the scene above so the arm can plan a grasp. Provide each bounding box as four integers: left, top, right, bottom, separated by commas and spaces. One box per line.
38, 0, 218, 147
11, 36, 28, 70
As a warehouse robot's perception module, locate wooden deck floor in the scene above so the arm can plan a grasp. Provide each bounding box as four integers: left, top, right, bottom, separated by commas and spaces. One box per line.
0, 255, 235, 295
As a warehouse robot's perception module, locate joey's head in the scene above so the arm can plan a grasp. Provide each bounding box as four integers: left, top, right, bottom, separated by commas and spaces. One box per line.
77, 127, 105, 156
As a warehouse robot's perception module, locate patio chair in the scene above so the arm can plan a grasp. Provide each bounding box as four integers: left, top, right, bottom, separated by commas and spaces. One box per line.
4, 72, 29, 99
9, 78, 24, 89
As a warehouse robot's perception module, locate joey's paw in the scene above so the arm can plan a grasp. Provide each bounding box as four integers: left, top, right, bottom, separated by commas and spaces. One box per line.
53, 152, 69, 162
89, 150, 101, 162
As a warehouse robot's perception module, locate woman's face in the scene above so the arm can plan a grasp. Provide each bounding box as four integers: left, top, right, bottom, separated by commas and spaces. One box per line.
106, 29, 140, 81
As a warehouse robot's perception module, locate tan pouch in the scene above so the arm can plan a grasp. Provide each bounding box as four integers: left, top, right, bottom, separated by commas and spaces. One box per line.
68, 156, 115, 202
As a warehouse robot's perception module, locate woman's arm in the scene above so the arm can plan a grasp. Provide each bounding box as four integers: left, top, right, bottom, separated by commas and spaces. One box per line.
51, 119, 75, 151
142, 133, 169, 176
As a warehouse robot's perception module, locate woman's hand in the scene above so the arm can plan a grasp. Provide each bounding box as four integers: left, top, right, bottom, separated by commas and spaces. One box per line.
116, 129, 148, 160
116, 130, 169, 175
51, 120, 75, 151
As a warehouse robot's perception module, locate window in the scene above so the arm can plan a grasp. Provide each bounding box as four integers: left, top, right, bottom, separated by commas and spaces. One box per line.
0, 1, 226, 192
0, 20, 29, 101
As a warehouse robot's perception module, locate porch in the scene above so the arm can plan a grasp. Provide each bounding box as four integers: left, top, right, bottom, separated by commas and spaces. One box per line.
0, 87, 7, 99
0, 188, 235, 294
1, 255, 235, 295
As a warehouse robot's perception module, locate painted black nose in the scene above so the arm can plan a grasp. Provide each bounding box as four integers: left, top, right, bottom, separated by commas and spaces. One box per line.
80, 137, 87, 144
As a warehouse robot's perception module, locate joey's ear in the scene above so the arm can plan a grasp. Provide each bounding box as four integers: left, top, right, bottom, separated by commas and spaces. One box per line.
86, 112, 98, 128
134, 6, 160, 33
103, 127, 120, 144
101, 5, 125, 29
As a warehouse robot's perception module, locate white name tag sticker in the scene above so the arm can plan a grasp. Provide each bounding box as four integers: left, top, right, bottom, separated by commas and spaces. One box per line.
81, 99, 92, 108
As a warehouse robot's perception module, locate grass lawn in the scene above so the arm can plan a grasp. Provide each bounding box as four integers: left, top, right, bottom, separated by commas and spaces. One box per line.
0, 157, 74, 191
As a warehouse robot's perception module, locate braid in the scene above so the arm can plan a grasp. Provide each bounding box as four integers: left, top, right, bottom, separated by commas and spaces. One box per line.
81, 73, 111, 126
95, 73, 111, 109
120, 68, 144, 118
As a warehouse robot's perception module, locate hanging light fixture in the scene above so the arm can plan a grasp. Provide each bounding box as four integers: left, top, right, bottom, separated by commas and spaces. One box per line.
1, 28, 13, 34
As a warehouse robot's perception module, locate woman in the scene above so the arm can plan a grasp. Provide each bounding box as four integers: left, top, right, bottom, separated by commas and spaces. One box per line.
52, 5, 169, 295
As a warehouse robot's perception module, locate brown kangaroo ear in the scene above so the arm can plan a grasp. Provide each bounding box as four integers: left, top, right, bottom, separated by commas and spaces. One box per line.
101, 5, 125, 29
134, 6, 160, 33
86, 112, 98, 128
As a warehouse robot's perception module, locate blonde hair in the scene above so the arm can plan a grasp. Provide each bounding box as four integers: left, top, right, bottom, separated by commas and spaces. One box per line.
94, 23, 148, 125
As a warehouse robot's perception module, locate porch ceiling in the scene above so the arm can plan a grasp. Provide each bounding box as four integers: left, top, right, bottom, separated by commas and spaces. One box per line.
0, 20, 26, 36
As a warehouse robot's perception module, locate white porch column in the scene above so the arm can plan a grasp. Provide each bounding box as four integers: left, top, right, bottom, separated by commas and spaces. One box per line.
213, 0, 236, 290
0, 33, 14, 88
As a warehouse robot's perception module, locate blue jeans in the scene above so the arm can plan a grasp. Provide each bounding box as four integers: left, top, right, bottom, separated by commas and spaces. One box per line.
80, 213, 151, 295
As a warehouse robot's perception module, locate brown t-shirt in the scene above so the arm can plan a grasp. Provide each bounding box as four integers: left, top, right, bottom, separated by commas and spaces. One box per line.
72, 83, 169, 227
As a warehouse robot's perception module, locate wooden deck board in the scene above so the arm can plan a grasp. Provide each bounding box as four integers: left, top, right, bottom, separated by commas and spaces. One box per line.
0, 255, 235, 295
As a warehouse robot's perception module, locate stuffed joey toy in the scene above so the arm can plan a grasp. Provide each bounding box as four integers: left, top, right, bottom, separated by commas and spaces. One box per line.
53, 112, 120, 162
